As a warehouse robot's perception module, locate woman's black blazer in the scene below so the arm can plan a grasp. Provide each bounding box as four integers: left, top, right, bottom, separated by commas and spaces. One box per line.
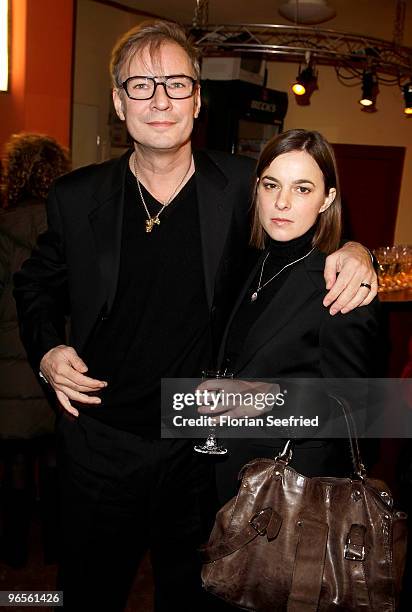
218, 247, 380, 379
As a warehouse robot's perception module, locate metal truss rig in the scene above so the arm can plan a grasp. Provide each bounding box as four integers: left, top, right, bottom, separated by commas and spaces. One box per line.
190, 24, 412, 79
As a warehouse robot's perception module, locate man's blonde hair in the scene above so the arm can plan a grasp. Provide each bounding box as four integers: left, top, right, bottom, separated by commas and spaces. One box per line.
110, 20, 200, 87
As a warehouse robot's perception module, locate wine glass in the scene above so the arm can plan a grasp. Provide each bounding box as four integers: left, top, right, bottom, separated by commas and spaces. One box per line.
194, 370, 233, 455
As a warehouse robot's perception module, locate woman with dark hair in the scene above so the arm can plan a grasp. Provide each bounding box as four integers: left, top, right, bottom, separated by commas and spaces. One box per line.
0, 132, 70, 565
199, 129, 380, 503
2, 133, 70, 209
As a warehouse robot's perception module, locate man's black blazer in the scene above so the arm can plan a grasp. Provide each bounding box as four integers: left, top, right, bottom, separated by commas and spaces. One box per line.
14, 149, 257, 370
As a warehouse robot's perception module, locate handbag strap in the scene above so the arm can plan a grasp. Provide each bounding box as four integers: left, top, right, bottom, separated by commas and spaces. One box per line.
331, 394, 366, 479
279, 394, 366, 479
287, 517, 329, 612
345, 524, 371, 608
199, 523, 259, 562
200, 506, 282, 562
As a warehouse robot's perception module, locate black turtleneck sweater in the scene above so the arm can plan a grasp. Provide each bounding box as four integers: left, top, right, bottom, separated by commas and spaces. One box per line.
223, 225, 317, 372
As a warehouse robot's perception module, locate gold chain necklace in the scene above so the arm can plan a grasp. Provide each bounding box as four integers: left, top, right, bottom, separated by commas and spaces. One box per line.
250, 246, 315, 302
133, 153, 193, 233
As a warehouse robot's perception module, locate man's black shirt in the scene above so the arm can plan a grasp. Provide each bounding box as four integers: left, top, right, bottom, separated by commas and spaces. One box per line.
80, 165, 212, 435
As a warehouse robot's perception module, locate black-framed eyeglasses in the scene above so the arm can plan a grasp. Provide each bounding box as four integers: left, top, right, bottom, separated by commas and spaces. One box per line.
121, 74, 198, 100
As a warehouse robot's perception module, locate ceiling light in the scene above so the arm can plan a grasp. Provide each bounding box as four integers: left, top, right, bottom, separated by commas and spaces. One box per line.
292, 64, 318, 105
292, 82, 306, 95
403, 83, 412, 115
279, 0, 336, 25
359, 70, 379, 109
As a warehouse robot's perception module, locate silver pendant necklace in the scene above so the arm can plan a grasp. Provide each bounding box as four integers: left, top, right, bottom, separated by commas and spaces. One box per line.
250, 246, 315, 302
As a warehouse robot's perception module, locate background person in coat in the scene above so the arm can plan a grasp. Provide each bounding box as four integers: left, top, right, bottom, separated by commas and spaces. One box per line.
0, 133, 70, 566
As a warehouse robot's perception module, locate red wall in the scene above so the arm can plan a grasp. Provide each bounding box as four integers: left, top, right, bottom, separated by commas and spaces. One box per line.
0, 0, 74, 152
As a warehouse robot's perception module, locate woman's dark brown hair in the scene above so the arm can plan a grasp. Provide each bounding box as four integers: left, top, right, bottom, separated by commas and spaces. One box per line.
250, 129, 342, 254
2, 133, 70, 209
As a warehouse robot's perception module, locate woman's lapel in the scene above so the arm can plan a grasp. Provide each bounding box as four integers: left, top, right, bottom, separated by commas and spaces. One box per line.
222, 249, 326, 372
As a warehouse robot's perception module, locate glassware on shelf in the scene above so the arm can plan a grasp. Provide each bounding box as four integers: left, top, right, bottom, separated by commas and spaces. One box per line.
374, 245, 412, 292
397, 246, 412, 289
374, 246, 398, 292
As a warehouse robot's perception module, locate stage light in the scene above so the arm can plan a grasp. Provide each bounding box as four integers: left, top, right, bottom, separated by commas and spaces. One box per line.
403, 83, 412, 115
0, 0, 9, 92
359, 70, 378, 109
292, 82, 306, 95
292, 65, 318, 105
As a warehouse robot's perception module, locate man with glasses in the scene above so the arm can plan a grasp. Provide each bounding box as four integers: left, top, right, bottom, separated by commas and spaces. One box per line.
14, 20, 377, 612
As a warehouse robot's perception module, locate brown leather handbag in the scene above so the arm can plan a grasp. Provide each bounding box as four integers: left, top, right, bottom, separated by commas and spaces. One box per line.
201, 396, 408, 611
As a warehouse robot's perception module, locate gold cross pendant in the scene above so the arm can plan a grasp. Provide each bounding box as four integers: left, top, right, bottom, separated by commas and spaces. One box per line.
145, 217, 161, 233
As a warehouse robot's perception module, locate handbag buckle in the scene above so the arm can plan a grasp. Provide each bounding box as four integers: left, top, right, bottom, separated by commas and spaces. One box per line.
250, 508, 272, 536
344, 541, 365, 561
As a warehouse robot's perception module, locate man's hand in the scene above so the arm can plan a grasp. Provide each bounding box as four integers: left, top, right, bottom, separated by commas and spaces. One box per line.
323, 241, 377, 315
197, 379, 280, 424
40, 345, 107, 417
